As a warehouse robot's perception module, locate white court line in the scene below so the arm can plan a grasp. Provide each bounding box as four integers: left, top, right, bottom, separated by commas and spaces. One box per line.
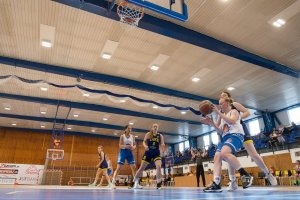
5, 191, 24, 195
172, 193, 300, 200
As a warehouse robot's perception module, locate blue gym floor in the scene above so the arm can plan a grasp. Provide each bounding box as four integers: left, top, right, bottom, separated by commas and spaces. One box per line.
0, 186, 299, 200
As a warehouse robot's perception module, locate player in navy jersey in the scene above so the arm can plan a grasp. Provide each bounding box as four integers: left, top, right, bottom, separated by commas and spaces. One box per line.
132, 124, 165, 189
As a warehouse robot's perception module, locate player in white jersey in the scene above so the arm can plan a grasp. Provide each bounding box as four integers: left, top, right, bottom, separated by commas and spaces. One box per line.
111, 125, 137, 188
203, 97, 253, 192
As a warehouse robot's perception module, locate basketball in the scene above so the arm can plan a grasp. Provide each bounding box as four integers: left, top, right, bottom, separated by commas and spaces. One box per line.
199, 100, 213, 116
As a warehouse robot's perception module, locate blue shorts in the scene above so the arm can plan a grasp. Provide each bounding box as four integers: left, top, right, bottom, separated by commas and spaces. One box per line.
107, 168, 112, 176
117, 149, 135, 165
217, 133, 244, 154
142, 149, 161, 163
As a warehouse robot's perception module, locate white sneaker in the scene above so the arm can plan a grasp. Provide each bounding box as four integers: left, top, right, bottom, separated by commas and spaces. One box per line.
88, 182, 96, 187
108, 183, 115, 189
241, 175, 253, 189
266, 173, 278, 186
133, 183, 143, 189
227, 180, 238, 192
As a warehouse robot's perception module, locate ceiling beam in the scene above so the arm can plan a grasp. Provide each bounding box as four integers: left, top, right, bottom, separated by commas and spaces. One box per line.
53, 0, 299, 79
0, 56, 217, 104
0, 92, 202, 125
0, 113, 181, 137
0, 56, 262, 111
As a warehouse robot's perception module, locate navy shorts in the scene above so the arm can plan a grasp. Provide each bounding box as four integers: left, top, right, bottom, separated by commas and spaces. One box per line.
142, 149, 161, 163
241, 121, 252, 143
99, 160, 108, 170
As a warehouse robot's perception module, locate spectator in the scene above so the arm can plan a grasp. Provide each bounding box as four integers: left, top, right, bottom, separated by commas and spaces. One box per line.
191, 147, 206, 187
68, 178, 74, 186
295, 160, 300, 185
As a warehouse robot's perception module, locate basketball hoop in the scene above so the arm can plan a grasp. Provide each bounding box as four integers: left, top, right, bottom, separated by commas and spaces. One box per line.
117, 1, 144, 28
46, 149, 64, 160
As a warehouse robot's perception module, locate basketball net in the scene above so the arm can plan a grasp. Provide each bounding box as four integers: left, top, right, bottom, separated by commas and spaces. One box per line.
117, 1, 144, 29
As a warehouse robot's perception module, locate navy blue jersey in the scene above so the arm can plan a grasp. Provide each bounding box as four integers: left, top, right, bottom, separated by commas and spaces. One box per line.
147, 133, 161, 150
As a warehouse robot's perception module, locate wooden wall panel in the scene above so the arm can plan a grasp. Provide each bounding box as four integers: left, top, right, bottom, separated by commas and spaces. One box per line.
0, 128, 149, 182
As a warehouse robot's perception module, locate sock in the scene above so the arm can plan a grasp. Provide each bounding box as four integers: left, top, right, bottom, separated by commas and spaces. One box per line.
238, 168, 249, 176
134, 178, 140, 184
112, 178, 115, 184
213, 176, 220, 185
229, 174, 236, 182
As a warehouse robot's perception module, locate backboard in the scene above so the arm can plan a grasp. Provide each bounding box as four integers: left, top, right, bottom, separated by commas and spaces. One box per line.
125, 0, 188, 22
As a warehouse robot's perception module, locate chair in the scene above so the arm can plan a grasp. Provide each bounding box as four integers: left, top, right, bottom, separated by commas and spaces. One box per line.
256, 172, 266, 186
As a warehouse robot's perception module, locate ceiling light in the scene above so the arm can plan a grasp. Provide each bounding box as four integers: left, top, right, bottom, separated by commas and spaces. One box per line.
135, 136, 138, 138
4, 107, 11, 111
103, 118, 108, 121
153, 105, 158, 109
41, 125, 45, 128
83, 93, 90, 97
67, 127, 72, 130
73, 114, 79, 118
11, 123, 17, 126
272, 21, 281, 27
272, 19, 286, 27
227, 87, 235, 91
40, 87, 48, 91
120, 99, 126, 103
40, 111, 47, 115
129, 122, 134, 125
91, 129, 96, 133
102, 53, 112, 60
192, 77, 200, 82
150, 65, 159, 71
181, 111, 187, 115
41, 40, 52, 48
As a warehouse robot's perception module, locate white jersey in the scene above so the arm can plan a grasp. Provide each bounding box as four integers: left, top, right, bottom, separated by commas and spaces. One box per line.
122, 134, 134, 149
220, 110, 244, 138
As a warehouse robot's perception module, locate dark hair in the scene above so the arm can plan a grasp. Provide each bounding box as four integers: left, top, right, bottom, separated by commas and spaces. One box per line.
124, 125, 130, 130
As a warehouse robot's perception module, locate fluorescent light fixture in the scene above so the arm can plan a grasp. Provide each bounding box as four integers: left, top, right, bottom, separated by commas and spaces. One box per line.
41, 125, 45, 128
277, 19, 286, 25
192, 77, 200, 82
41, 40, 52, 48
103, 118, 108, 121
4, 107, 11, 111
129, 122, 134, 125
73, 114, 79, 118
120, 99, 126, 103
181, 111, 187, 115
227, 87, 235, 91
11, 123, 17, 126
150, 65, 159, 71
273, 19, 286, 27
40, 111, 47, 115
273, 21, 281, 27
102, 53, 112, 60
67, 127, 72, 130
153, 105, 158, 109
135, 136, 138, 138
83, 93, 90, 97
91, 129, 96, 133
40, 87, 48, 91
